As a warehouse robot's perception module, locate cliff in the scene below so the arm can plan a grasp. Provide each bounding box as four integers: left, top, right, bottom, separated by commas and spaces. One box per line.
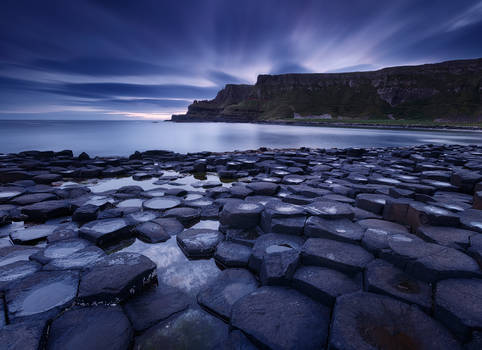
171, 58, 482, 122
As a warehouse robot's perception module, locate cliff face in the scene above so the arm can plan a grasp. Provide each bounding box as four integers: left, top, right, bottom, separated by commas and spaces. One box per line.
171, 58, 482, 122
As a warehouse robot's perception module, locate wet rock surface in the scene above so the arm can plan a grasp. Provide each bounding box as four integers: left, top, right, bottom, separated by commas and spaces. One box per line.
5, 270, 79, 322
0, 144, 481, 347
177, 228, 224, 258
330, 292, 461, 350
197, 268, 258, 321
231, 286, 330, 350
78, 252, 157, 304
47, 306, 133, 350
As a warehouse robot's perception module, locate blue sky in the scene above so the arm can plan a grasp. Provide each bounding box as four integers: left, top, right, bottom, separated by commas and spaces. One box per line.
1, 0, 481, 120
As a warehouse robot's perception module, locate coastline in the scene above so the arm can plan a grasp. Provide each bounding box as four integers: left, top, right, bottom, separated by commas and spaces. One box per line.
168, 118, 482, 132
1, 144, 481, 348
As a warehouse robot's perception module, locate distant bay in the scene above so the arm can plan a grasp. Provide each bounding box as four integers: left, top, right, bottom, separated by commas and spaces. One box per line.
0, 120, 481, 156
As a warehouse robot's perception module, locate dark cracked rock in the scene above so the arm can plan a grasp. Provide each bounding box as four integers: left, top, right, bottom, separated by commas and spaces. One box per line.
152, 217, 184, 235
72, 204, 99, 222
43, 246, 105, 271
217, 330, 257, 350
356, 193, 392, 214
260, 244, 300, 285
30, 238, 92, 265
5, 270, 79, 322
10, 192, 57, 206
302, 238, 374, 274
249, 233, 304, 273
123, 284, 190, 332
33, 173, 62, 184
79, 218, 132, 248
435, 278, 482, 341
197, 268, 258, 321
305, 216, 364, 243
417, 225, 475, 248
246, 182, 280, 196
219, 201, 264, 229
292, 266, 360, 306
21, 200, 71, 222
176, 228, 224, 259
329, 292, 461, 350
357, 218, 409, 234
406, 202, 460, 230
361, 229, 419, 254
0, 320, 47, 350
47, 306, 133, 350
134, 221, 171, 243
459, 209, 482, 233
134, 308, 229, 350
0, 245, 41, 267
380, 237, 481, 282
0, 260, 42, 291
163, 206, 201, 226
231, 286, 331, 350
214, 241, 252, 268
305, 200, 354, 220
10, 224, 57, 244
0, 187, 24, 203
365, 259, 432, 312
78, 252, 157, 304
260, 201, 306, 235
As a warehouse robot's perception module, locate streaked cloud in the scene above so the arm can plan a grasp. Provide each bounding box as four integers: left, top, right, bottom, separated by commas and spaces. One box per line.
0, 0, 480, 119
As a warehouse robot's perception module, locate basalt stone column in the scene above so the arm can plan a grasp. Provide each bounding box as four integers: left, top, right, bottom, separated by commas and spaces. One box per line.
260, 201, 306, 235
219, 201, 264, 244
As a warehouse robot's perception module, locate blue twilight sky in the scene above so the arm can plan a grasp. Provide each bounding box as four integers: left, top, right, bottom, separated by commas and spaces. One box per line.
1, 0, 482, 120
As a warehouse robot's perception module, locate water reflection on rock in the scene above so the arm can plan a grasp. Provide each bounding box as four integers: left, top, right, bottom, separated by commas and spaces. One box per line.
121, 238, 221, 297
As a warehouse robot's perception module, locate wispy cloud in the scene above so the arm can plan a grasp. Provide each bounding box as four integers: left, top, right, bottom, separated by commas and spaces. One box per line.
0, 0, 481, 119
446, 1, 482, 31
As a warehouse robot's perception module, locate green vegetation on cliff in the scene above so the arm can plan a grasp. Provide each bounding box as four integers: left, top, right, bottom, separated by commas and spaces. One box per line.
172, 58, 482, 124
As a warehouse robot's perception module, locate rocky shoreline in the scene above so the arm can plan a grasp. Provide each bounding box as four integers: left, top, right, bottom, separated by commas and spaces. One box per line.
0, 145, 482, 349
169, 118, 482, 131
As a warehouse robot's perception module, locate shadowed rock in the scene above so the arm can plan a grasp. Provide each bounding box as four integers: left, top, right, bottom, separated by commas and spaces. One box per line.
197, 268, 258, 321
124, 284, 190, 332
0, 320, 47, 350
176, 228, 224, 259
292, 266, 360, 306
417, 225, 475, 248
134, 221, 171, 243
380, 237, 481, 282
330, 292, 461, 350
43, 246, 105, 271
134, 309, 229, 350
260, 244, 300, 285
0, 260, 42, 291
214, 241, 252, 268
302, 238, 374, 274
435, 278, 482, 341
5, 270, 79, 322
79, 218, 132, 248
305, 200, 354, 219
78, 252, 157, 304
231, 286, 330, 350
305, 216, 363, 242
21, 200, 71, 222
219, 201, 264, 229
365, 259, 432, 312
260, 201, 306, 235
249, 233, 304, 273
47, 306, 133, 350
10, 224, 57, 244
30, 238, 91, 265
